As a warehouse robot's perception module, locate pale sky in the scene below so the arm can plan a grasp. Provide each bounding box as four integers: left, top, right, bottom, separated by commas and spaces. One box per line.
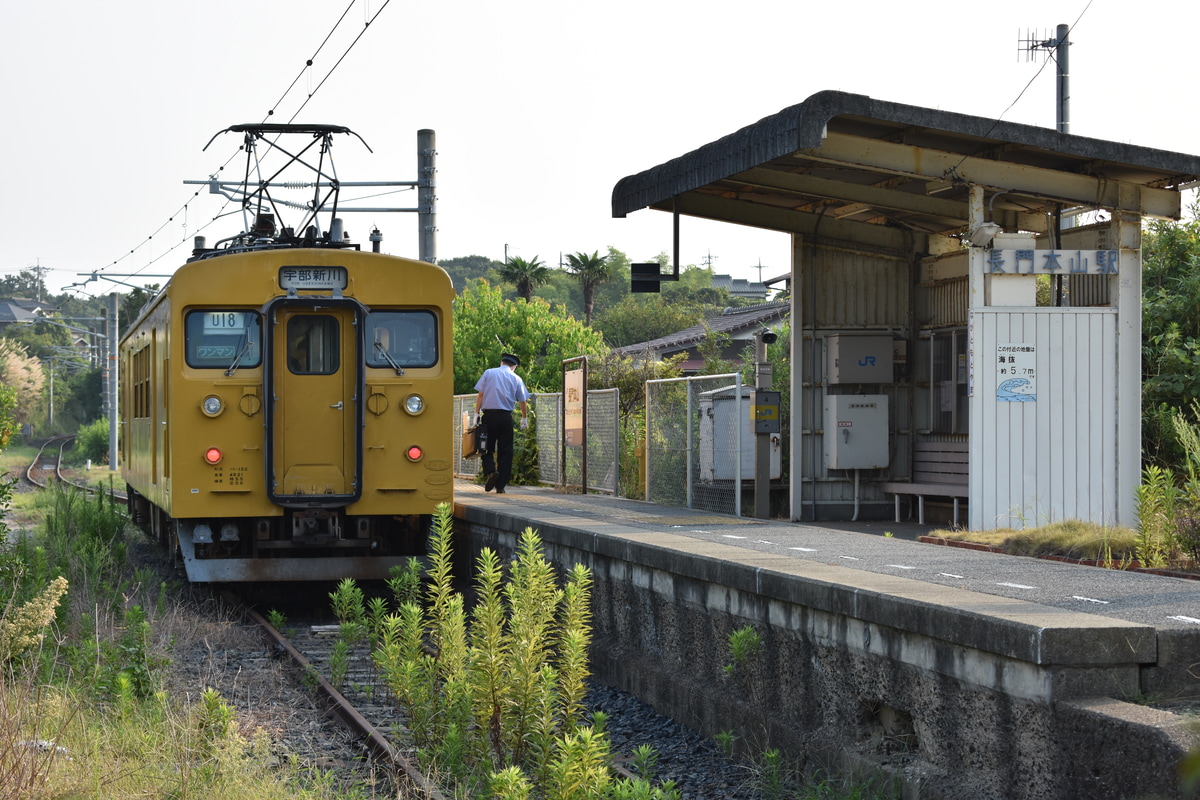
2, 0, 1195, 297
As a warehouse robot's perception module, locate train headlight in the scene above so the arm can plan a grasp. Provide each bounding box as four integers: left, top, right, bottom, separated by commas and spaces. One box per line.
405, 445, 423, 462
403, 394, 424, 415
202, 395, 224, 417
204, 447, 223, 465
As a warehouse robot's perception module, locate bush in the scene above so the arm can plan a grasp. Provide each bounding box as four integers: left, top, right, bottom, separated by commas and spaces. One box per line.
72, 418, 109, 466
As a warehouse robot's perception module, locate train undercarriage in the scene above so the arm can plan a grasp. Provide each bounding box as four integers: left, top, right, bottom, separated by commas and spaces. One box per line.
126, 488, 430, 582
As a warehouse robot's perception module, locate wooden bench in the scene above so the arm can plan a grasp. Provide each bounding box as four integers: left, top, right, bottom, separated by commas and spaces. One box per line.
879, 440, 968, 526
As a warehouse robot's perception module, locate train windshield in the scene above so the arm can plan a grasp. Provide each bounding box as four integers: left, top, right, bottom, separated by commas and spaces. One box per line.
365, 311, 438, 369
185, 310, 262, 369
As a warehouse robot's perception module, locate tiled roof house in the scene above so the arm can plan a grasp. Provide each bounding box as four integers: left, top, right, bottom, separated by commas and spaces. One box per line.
611, 301, 789, 373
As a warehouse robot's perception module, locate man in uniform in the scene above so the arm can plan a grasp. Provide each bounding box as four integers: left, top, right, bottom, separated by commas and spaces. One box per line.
473, 353, 530, 493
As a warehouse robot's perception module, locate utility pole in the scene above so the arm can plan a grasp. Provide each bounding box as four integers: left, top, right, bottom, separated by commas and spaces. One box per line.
107, 293, 119, 472
1022, 23, 1070, 133
418, 129, 437, 264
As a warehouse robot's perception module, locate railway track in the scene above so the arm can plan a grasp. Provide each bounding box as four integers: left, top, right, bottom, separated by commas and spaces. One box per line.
229, 593, 671, 800
238, 601, 447, 800
25, 436, 126, 502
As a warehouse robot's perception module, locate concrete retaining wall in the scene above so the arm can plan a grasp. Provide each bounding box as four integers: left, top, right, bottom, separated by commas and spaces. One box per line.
454, 502, 1200, 800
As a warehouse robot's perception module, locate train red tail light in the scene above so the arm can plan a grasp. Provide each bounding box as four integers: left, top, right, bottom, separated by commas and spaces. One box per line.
204, 447, 223, 465
406, 445, 423, 462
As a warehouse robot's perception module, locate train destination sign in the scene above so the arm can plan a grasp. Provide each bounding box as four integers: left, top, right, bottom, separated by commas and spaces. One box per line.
983, 249, 1120, 276
279, 266, 349, 290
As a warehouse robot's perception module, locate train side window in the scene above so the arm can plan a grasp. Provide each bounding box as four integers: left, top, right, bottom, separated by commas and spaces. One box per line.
185, 311, 262, 369
365, 311, 437, 368
287, 315, 340, 375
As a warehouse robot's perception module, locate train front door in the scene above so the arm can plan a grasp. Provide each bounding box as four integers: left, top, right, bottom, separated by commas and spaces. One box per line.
270, 307, 360, 502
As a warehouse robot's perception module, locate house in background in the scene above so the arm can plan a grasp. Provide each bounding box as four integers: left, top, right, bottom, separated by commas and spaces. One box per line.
612, 301, 788, 374
0, 297, 48, 331
710, 274, 772, 302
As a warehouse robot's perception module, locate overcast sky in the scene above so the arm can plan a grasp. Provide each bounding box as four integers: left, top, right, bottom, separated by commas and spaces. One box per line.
2, 0, 1194, 297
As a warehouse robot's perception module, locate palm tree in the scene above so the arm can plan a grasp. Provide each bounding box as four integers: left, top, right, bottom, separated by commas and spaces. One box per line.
499, 255, 550, 302
564, 250, 613, 325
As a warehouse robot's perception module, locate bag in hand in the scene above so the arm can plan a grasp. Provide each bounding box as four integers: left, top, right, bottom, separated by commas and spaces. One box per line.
461, 414, 489, 458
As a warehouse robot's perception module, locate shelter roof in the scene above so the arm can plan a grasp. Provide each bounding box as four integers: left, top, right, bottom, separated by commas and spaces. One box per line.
612, 91, 1200, 249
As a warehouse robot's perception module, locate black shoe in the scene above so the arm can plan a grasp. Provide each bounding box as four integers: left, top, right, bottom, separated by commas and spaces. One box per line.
484, 472, 498, 492
495, 487, 505, 494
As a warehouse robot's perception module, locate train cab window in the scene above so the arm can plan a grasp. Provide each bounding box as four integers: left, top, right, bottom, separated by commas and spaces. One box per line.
185, 311, 262, 370
287, 315, 340, 375
365, 311, 437, 369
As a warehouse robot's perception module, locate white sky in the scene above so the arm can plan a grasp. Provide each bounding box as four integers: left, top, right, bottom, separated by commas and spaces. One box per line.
2, 0, 1195, 297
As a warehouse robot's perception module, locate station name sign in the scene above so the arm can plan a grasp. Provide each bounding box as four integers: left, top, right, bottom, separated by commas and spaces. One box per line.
984, 249, 1120, 276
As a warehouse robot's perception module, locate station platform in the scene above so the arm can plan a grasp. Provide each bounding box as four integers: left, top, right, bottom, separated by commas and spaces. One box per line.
454, 479, 1200, 633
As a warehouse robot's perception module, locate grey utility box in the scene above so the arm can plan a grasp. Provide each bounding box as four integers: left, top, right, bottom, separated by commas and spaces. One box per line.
826, 334, 893, 384
824, 394, 889, 469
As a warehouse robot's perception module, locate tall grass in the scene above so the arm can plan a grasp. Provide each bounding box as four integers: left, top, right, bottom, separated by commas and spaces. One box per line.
0, 483, 374, 799
369, 503, 679, 800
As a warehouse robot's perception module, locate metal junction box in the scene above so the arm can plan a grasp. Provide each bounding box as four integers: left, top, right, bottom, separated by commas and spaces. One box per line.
826, 334, 893, 384
824, 394, 889, 469
699, 385, 782, 481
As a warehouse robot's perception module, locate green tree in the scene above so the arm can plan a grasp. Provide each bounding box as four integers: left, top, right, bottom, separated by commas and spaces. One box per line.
592, 295, 714, 348
1142, 211, 1200, 470
589, 246, 633, 314
440, 255, 503, 293
120, 284, 159, 330
55, 366, 104, 432
499, 256, 551, 303
0, 267, 49, 302
453, 282, 608, 394
564, 251, 614, 326
3, 316, 73, 362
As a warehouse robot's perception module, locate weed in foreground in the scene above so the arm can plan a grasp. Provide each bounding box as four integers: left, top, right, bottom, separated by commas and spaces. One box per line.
371, 502, 679, 800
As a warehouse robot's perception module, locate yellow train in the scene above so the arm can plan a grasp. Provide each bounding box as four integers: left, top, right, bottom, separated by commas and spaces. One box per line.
120, 125, 453, 582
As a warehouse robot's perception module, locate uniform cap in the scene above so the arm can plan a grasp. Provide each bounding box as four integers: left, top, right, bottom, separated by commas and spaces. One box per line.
501, 353, 521, 367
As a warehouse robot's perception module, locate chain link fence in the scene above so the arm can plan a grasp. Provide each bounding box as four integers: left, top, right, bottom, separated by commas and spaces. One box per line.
534, 389, 619, 494
646, 373, 748, 516
453, 390, 620, 494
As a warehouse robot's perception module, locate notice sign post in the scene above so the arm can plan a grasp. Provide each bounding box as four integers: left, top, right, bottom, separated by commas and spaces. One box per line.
562, 357, 588, 493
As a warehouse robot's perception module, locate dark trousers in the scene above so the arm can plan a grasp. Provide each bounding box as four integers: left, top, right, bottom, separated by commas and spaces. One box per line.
481, 409, 514, 490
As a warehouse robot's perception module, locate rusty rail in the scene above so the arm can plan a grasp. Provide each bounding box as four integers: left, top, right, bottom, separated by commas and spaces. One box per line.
240, 603, 446, 800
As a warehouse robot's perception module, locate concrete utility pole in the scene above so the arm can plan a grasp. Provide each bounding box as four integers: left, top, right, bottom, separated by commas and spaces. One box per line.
107, 293, 118, 472
418, 129, 437, 264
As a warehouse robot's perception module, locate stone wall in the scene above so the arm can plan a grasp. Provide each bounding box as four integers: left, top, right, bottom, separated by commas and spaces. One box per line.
454, 502, 1199, 799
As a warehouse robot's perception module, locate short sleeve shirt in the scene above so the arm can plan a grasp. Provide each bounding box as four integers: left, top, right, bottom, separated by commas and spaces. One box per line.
475, 365, 531, 411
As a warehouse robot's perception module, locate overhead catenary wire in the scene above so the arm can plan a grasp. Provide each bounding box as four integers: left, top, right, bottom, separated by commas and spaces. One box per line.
72, 0, 392, 296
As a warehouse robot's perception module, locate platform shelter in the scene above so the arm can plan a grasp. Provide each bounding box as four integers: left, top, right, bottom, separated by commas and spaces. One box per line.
612, 91, 1200, 530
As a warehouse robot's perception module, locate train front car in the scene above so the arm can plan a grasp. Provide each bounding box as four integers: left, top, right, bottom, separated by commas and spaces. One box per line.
124, 247, 454, 582
121, 123, 454, 582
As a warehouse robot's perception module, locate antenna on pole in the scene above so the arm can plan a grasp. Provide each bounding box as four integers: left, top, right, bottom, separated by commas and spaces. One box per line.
1019, 23, 1070, 133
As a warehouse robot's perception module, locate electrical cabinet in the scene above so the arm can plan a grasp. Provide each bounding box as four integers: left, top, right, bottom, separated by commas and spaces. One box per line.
699, 385, 782, 481
824, 394, 889, 469
826, 335, 893, 384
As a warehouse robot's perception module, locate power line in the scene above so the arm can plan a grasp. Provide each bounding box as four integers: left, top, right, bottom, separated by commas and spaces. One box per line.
74, 0, 393, 296
941, 0, 1094, 184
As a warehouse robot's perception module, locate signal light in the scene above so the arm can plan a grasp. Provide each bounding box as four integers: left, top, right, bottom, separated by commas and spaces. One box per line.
204, 447, 223, 465
406, 445, 423, 462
